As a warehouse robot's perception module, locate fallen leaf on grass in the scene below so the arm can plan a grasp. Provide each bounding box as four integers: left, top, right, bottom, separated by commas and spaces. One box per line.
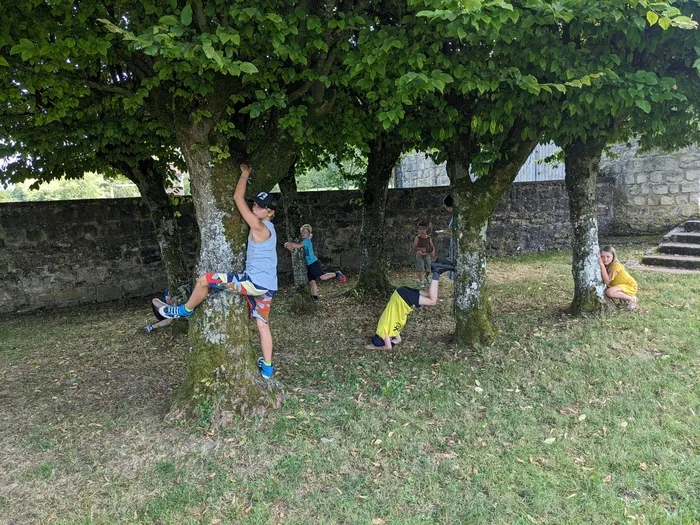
543, 437, 556, 445
372, 519, 386, 525
639, 463, 647, 471
578, 414, 586, 421
603, 475, 612, 483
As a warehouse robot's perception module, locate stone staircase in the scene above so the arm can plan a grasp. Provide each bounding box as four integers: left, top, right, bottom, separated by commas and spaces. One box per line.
642, 220, 700, 270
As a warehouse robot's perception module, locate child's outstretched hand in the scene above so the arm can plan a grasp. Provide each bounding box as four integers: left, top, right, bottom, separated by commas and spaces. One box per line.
240, 163, 252, 179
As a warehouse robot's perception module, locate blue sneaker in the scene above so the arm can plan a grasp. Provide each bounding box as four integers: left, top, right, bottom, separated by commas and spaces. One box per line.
257, 357, 274, 379
158, 304, 194, 319
336, 271, 347, 283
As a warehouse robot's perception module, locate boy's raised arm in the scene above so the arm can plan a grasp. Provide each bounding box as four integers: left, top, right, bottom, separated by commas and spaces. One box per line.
234, 164, 268, 239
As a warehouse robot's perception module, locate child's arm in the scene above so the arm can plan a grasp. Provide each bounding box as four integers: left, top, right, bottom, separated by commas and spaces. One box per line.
234, 164, 270, 243
284, 241, 304, 250
598, 257, 613, 284
412, 236, 424, 253
429, 237, 436, 259
382, 334, 393, 350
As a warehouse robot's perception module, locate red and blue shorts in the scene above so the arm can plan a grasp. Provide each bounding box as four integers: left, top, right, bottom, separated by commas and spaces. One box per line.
205, 272, 275, 324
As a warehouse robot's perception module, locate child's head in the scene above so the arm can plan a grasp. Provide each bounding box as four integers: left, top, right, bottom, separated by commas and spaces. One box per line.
443, 194, 453, 212
600, 245, 617, 266
300, 224, 313, 238
250, 192, 276, 219
416, 220, 428, 234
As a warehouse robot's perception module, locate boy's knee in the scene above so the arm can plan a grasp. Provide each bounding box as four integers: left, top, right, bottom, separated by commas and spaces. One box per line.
196, 274, 210, 288
604, 287, 614, 297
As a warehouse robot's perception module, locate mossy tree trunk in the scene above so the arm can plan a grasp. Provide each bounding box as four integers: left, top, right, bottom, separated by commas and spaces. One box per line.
119, 158, 192, 304
167, 117, 297, 427
354, 133, 403, 297
446, 125, 539, 346
279, 162, 316, 313
564, 137, 607, 315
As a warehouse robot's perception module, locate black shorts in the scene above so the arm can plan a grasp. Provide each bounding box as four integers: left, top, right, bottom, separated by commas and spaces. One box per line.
396, 286, 421, 308
307, 261, 324, 281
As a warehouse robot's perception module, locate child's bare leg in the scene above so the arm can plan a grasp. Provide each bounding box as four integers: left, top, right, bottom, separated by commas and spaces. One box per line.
255, 317, 273, 364
605, 286, 635, 303
185, 274, 212, 309
310, 280, 318, 296
319, 272, 336, 281
418, 278, 439, 306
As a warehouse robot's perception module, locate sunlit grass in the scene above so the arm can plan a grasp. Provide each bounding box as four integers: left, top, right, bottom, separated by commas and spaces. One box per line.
0, 245, 698, 523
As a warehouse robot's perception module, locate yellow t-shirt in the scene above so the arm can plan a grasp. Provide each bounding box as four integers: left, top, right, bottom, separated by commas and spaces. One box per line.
607, 261, 637, 296
376, 291, 414, 339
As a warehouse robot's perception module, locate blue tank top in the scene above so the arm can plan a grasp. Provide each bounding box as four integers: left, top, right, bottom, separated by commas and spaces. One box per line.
246, 221, 278, 291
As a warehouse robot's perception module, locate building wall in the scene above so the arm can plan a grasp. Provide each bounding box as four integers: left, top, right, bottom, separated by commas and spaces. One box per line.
600, 143, 700, 234
1, 182, 614, 313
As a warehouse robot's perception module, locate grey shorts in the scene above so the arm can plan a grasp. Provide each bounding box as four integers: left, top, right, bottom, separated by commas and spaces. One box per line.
415, 253, 432, 272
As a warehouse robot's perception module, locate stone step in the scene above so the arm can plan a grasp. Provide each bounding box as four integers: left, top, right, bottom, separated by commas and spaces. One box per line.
641, 254, 700, 270
684, 220, 700, 232
658, 242, 700, 256
664, 231, 700, 245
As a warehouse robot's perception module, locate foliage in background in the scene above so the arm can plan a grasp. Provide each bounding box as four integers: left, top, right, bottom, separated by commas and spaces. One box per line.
0, 172, 140, 202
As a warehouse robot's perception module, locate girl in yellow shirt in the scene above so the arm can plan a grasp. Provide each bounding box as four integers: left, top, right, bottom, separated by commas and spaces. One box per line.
599, 245, 638, 310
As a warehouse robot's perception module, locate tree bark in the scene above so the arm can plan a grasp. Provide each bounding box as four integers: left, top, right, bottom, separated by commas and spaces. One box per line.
564, 137, 608, 315
121, 158, 192, 304
353, 134, 403, 297
446, 126, 538, 346
279, 162, 316, 313
167, 119, 295, 427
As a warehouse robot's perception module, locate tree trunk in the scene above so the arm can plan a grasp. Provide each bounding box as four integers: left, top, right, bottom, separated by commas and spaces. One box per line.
167, 120, 289, 427
564, 137, 607, 315
123, 158, 192, 304
446, 127, 538, 346
279, 162, 316, 313
353, 135, 403, 297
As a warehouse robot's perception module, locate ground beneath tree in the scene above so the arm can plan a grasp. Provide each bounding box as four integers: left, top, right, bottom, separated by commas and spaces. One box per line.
1, 246, 698, 523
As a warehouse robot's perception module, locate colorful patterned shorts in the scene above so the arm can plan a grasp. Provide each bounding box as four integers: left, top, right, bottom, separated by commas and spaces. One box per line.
205, 272, 275, 324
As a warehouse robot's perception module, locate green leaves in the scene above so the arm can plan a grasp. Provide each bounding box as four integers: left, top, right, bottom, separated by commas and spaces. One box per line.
9, 38, 36, 60
181, 5, 193, 26
635, 99, 651, 114
646, 10, 659, 26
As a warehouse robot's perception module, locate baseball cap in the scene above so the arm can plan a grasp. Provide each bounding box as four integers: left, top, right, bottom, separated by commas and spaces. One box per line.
249, 191, 277, 210
416, 220, 427, 228
300, 223, 313, 233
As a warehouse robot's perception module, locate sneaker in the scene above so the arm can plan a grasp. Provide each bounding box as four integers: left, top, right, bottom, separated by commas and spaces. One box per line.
158, 304, 194, 319
144, 324, 155, 334
257, 357, 274, 379
336, 271, 347, 283
431, 259, 455, 275
313, 295, 319, 302
426, 275, 432, 284
418, 281, 425, 289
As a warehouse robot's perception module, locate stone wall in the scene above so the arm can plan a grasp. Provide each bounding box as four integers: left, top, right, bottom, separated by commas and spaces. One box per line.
600, 143, 700, 234
1, 182, 615, 313
0, 199, 198, 314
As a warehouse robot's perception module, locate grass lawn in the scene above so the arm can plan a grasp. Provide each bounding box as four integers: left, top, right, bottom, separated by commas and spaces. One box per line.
1, 246, 698, 524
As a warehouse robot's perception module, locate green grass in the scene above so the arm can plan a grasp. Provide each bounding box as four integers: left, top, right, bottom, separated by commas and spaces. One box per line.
0, 245, 698, 524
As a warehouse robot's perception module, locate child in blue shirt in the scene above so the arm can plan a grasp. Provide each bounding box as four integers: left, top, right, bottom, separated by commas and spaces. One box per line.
284, 223, 346, 301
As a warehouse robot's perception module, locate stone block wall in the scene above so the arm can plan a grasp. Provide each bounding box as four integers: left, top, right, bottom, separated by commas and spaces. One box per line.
1, 182, 615, 313
0, 199, 198, 314
600, 143, 700, 234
